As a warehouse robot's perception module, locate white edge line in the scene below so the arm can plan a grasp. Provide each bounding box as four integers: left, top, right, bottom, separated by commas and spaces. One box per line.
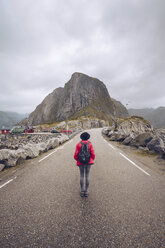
108, 143, 115, 150
39, 149, 57, 163
0, 178, 14, 189
39, 138, 74, 163
39, 143, 67, 163
120, 152, 151, 176
102, 137, 115, 150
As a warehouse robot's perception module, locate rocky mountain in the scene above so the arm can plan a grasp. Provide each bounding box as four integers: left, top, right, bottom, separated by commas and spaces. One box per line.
28, 72, 129, 126
128, 107, 165, 128
112, 98, 128, 118
0, 111, 28, 128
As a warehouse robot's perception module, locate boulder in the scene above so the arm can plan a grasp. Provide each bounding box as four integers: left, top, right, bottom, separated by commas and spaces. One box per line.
15, 148, 28, 160
0, 163, 5, 172
0, 149, 19, 167
117, 117, 153, 135
58, 134, 69, 145
109, 132, 126, 141
107, 130, 114, 137
23, 144, 40, 159
102, 128, 110, 136
129, 132, 153, 148
162, 152, 165, 160
36, 142, 48, 153
147, 137, 165, 154
46, 138, 59, 150
0, 133, 70, 169
122, 134, 135, 145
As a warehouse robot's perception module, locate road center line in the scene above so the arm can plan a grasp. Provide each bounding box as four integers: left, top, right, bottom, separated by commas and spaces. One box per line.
0, 177, 17, 189
119, 152, 151, 176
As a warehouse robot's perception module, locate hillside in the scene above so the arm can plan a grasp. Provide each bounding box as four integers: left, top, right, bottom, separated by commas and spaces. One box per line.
0, 111, 28, 128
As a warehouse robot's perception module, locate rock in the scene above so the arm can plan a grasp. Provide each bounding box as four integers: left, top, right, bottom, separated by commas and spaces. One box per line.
0, 149, 19, 167
117, 117, 153, 135
99, 120, 106, 127
22, 144, 40, 159
58, 134, 69, 145
162, 152, 165, 160
102, 128, 111, 136
107, 130, 113, 137
129, 132, 153, 148
46, 138, 59, 150
109, 133, 122, 141
0, 163, 5, 171
115, 132, 127, 142
122, 134, 135, 145
0, 133, 70, 169
36, 142, 48, 153
103, 117, 165, 158
138, 146, 149, 152
55, 121, 66, 129
147, 137, 165, 154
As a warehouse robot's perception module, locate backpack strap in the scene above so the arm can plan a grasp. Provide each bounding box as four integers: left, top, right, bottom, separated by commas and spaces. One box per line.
80, 141, 90, 144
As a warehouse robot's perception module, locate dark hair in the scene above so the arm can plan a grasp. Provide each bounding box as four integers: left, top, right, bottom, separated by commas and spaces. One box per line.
80, 132, 90, 140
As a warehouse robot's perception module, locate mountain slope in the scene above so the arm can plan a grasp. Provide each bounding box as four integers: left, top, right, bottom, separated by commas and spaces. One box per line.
112, 98, 129, 118
28, 72, 129, 125
0, 111, 28, 128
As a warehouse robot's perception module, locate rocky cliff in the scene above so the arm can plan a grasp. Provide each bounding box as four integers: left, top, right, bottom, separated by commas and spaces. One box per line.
112, 98, 128, 118
28, 72, 128, 125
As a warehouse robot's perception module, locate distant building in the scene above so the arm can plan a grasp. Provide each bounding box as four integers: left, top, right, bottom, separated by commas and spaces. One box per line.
1, 127, 10, 134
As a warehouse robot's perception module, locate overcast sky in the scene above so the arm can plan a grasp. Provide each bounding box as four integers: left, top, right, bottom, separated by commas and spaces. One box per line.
0, 0, 165, 114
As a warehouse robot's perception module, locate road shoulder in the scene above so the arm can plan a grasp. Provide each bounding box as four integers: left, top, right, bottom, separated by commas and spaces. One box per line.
103, 135, 165, 176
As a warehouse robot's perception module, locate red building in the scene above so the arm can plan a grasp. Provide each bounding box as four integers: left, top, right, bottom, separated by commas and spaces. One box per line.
25, 127, 34, 133
1, 128, 10, 134
61, 130, 73, 133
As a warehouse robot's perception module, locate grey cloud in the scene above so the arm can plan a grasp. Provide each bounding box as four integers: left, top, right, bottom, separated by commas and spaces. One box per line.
0, 0, 165, 113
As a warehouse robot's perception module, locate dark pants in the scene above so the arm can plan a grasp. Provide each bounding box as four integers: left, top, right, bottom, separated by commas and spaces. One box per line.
79, 164, 91, 192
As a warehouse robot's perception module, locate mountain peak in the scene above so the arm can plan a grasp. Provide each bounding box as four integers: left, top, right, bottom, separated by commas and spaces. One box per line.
28, 73, 129, 125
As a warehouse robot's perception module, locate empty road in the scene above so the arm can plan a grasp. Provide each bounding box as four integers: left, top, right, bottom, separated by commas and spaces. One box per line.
0, 129, 165, 248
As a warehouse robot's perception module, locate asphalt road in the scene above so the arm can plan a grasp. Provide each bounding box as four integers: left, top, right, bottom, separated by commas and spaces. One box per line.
0, 129, 165, 248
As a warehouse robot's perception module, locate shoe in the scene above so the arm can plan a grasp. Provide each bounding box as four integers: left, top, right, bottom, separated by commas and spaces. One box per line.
84, 191, 88, 197
80, 191, 84, 197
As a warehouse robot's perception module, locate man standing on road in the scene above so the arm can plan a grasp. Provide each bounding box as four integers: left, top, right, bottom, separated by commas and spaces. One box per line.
74, 132, 95, 197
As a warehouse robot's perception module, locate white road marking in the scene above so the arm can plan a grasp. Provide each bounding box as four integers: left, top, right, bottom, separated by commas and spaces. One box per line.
39, 149, 57, 162
102, 137, 115, 150
38, 140, 72, 163
119, 152, 151, 176
0, 177, 17, 189
108, 143, 115, 150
